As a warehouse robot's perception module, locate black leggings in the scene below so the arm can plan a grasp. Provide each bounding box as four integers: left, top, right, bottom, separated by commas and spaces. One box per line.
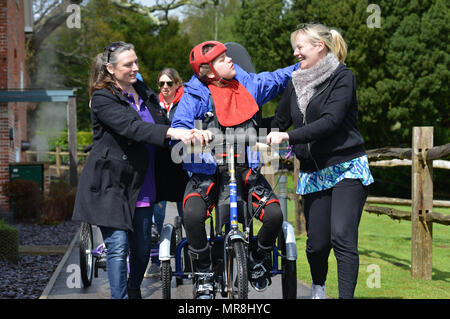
184, 196, 283, 254
302, 178, 368, 299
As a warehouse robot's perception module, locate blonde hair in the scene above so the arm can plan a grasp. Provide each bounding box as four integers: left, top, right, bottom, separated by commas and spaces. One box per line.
291, 23, 347, 63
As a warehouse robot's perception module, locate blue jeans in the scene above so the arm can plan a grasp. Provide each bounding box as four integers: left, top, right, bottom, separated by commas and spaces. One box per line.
100, 205, 155, 299
99, 227, 128, 299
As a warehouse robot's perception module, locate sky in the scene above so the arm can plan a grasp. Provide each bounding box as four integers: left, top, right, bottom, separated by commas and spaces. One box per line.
135, 0, 186, 20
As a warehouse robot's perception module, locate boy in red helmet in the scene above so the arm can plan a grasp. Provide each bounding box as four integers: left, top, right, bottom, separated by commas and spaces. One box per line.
171, 41, 298, 297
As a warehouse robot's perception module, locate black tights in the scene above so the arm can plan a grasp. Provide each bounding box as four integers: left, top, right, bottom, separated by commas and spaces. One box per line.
184, 196, 283, 265
302, 178, 368, 299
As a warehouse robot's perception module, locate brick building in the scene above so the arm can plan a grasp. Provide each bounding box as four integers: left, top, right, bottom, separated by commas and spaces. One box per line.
0, 0, 33, 210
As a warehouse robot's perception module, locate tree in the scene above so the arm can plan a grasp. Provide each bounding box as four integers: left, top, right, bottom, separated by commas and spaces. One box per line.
233, 0, 303, 117
234, 0, 449, 147
375, 0, 449, 147
28, 0, 214, 83
180, 0, 242, 44
38, 0, 193, 130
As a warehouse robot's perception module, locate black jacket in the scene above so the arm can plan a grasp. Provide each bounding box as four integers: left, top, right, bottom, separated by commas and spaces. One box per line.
269, 63, 366, 172
72, 81, 179, 231
151, 100, 189, 203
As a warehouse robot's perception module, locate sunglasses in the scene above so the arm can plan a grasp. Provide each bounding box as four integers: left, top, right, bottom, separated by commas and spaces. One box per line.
104, 41, 126, 63
159, 81, 174, 87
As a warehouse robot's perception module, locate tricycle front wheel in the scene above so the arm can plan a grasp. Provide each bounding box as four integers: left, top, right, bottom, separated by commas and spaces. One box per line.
161, 260, 172, 299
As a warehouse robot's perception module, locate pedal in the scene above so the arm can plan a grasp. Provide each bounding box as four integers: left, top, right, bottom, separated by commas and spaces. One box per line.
96, 257, 107, 270
250, 277, 271, 292
195, 273, 215, 299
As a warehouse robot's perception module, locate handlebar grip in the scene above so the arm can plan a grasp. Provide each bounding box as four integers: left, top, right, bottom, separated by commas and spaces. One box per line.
206, 133, 266, 146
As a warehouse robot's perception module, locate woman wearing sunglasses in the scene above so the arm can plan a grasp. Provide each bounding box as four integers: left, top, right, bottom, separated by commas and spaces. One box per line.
158, 68, 184, 121
72, 42, 197, 299
145, 68, 189, 278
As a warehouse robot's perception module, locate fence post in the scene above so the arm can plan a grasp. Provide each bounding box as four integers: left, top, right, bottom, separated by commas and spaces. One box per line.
56, 147, 61, 177
67, 96, 78, 187
411, 126, 433, 280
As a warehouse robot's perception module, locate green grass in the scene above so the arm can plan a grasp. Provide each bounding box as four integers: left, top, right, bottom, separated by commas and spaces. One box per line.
285, 200, 450, 299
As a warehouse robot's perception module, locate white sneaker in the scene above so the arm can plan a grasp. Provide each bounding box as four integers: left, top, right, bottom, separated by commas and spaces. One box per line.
311, 283, 326, 299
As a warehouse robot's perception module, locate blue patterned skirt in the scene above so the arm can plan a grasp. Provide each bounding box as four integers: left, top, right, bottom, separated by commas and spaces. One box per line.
296, 155, 374, 195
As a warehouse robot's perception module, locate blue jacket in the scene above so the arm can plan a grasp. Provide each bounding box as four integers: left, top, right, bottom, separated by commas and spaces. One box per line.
171, 63, 299, 175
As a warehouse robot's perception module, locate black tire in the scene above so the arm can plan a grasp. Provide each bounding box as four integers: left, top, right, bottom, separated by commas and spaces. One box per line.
174, 216, 189, 286
161, 260, 172, 299
278, 231, 297, 299
282, 259, 297, 299
174, 216, 183, 245
227, 241, 248, 299
79, 223, 94, 287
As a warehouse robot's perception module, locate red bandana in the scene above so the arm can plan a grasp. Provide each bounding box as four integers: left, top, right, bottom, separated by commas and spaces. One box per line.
208, 80, 259, 127
159, 86, 184, 112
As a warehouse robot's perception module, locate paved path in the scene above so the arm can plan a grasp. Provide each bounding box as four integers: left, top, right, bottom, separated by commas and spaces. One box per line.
41, 202, 311, 299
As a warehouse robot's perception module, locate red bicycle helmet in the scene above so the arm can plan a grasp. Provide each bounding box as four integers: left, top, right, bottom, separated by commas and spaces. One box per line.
189, 41, 227, 82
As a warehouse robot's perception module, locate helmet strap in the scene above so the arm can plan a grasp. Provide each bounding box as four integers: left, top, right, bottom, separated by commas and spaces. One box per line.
203, 62, 234, 86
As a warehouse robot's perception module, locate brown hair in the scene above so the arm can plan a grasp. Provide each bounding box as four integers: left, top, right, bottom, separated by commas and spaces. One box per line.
157, 68, 183, 86
198, 45, 215, 81
88, 42, 136, 97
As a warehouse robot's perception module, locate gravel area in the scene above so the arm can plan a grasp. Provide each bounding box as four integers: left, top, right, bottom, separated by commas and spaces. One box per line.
0, 220, 80, 299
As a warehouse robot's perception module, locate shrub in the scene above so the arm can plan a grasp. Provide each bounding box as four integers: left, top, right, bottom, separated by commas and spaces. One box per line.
48, 130, 93, 152
0, 219, 19, 263
2, 179, 76, 224
3, 180, 43, 222
39, 180, 76, 224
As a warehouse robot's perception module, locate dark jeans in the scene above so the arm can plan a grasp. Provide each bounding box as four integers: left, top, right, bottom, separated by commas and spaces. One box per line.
100, 205, 155, 299
302, 178, 368, 299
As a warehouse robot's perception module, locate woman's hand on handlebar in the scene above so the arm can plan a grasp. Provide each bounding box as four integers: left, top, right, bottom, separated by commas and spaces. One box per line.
166, 128, 197, 144
193, 129, 214, 146
266, 132, 289, 145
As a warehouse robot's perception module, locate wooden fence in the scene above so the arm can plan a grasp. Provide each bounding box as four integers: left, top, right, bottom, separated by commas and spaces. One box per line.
365, 127, 449, 280
283, 126, 449, 281
25, 147, 88, 177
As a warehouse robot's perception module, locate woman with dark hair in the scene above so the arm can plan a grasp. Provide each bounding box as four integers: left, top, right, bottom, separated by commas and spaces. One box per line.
145, 67, 188, 278
72, 42, 197, 299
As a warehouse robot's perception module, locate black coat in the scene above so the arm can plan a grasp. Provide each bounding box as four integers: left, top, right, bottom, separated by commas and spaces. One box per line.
268, 63, 366, 172
151, 101, 189, 203
72, 81, 179, 231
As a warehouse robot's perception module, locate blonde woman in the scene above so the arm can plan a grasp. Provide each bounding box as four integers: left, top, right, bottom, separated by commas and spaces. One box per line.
267, 24, 374, 299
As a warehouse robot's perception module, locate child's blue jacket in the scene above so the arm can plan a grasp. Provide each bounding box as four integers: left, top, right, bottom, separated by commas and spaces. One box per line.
171, 63, 298, 175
